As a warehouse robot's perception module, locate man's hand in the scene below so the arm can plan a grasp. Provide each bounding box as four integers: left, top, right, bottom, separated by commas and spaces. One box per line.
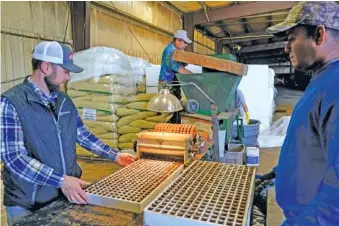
61, 175, 91, 205
116, 153, 136, 166
255, 170, 276, 186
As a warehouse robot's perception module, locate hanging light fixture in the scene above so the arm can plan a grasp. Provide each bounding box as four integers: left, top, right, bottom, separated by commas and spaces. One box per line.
147, 86, 183, 113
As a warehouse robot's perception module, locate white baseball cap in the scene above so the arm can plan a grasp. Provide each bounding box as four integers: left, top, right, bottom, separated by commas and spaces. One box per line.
174, 30, 192, 43
32, 41, 83, 73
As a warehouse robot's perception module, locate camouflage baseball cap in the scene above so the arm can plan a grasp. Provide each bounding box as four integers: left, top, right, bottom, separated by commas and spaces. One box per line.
267, 1, 339, 36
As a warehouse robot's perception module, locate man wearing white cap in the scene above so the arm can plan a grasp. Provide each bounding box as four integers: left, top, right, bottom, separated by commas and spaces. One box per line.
159, 30, 193, 123
1, 41, 135, 225
159, 30, 193, 83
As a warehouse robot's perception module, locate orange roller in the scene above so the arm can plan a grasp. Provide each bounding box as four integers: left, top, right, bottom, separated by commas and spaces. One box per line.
154, 123, 197, 137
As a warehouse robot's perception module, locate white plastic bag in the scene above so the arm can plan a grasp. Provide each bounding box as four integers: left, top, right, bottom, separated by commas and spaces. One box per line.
70, 47, 136, 87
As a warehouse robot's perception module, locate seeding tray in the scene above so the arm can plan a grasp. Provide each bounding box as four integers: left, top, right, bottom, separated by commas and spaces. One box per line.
85, 158, 184, 213
144, 161, 256, 226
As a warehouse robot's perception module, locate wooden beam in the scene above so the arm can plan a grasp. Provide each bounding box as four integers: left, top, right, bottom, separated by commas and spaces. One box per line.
183, 14, 194, 52
220, 31, 273, 44
71, 1, 90, 51
191, 1, 296, 25
160, 2, 183, 16
203, 18, 285, 28
172, 51, 248, 76
234, 1, 251, 34
216, 41, 224, 54
242, 49, 287, 59
237, 42, 287, 53
223, 36, 272, 44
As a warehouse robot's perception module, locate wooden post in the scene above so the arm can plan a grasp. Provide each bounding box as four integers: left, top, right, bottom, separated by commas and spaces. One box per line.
183, 14, 194, 52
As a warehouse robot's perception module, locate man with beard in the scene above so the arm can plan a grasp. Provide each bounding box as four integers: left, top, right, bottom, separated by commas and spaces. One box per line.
257, 1, 339, 225
1, 41, 135, 225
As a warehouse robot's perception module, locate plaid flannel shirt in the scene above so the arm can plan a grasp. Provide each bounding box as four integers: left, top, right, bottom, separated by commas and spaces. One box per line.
1, 77, 118, 188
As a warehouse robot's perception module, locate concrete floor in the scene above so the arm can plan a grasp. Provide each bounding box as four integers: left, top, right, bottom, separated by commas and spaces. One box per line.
0, 87, 301, 226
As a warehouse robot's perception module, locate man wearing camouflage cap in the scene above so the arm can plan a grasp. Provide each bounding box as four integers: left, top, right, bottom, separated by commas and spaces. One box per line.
258, 1, 339, 225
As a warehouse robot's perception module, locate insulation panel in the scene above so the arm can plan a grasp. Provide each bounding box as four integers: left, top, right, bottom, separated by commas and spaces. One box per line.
85, 158, 183, 213
144, 161, 256, 226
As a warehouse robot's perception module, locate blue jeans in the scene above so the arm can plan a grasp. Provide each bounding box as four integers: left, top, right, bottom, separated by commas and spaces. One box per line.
6, 206, 33, 225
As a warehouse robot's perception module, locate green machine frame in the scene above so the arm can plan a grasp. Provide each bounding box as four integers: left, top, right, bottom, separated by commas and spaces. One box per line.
175, 54, 244, 150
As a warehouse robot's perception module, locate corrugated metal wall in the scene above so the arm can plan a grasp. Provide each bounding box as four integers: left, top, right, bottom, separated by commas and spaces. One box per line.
1, 1, 72, 92
90, 1, 182, 64
193, 30, 216, 55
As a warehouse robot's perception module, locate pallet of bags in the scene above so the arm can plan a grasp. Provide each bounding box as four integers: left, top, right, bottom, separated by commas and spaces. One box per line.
116, 94, 173, 150
68, 47, 137, 156
69, 75, 134, 156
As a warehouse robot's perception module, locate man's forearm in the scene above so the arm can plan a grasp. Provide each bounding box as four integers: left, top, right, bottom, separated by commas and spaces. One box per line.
76, 115, 118, 161
178, 67, 193, 74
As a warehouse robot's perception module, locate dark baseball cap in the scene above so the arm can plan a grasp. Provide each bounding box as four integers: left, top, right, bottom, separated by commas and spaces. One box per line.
266, 1, 339, 37
32, 41, 83, 73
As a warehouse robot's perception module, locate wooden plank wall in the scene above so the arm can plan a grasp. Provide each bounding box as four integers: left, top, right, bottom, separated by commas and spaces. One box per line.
193, 30, 216, 55
90, 2, 182, 65
1, 1, 72, 92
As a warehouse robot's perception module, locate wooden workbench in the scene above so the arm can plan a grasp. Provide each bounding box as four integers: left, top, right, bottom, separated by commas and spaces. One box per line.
13, 199, 143, 226
11, 149, 211, 226
12, 148, 282, 226
10, 160, 143, 226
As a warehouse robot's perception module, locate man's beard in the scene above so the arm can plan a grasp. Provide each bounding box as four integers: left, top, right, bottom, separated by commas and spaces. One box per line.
44, 73, 60, 92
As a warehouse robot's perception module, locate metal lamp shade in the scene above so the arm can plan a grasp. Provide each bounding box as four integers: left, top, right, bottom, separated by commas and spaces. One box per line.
147, 88, 183, 113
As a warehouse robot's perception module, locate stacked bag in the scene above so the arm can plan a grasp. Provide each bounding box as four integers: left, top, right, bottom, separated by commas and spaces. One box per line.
127, 56, 150, 94
116, 94, 173, 150
68, 47, 137, 157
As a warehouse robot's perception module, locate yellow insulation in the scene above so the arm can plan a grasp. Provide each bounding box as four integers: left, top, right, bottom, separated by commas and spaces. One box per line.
83, 120, 117, 132
68, 90, 88, 98
86, 127, 108, 135
74, 100, 121, 114
126, 101, 149, 110
118, 133, 137, 143
72, 96, 93, 102
117, 111, 158, 127
130, 137, 137, 143
88, 75, 134, 87
145, 113, 173, 123
127, 94, 155, 103
116, 108, 140, 117
96, 114, 120, 123
129, 120, 157, 129
68, 83, 135, 95
97, 133, 119, 140
90, 95, 128, 104
118, 126, 141, 134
